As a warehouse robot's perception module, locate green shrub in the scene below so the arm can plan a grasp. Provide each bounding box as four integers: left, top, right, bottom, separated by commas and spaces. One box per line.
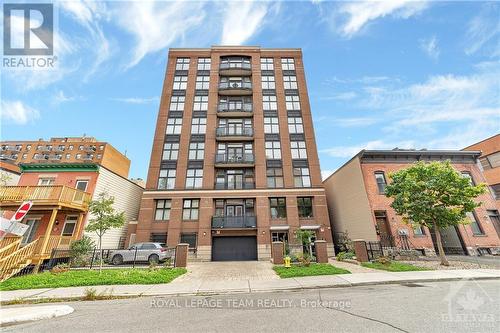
50, 263, 69, 274
70, 236, 95, 267
337, 251, 355, 261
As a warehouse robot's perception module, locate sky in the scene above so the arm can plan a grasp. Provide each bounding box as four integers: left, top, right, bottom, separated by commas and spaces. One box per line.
1, 0, 499, 180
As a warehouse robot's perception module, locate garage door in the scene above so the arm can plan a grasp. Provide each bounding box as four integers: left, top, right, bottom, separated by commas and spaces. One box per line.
212, 236, 257, 261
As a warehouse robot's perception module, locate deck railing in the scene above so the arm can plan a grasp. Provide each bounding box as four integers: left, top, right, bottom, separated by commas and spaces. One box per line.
35, 235, 74, 256
0, 185, 91, 210
0, 239, 39, 281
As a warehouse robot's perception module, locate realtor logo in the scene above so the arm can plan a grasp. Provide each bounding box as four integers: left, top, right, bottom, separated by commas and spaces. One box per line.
3, 3, 53, 56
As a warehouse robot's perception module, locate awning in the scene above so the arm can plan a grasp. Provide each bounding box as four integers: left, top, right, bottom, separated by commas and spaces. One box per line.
269, 225, 290, 231
300, 225, 321, 230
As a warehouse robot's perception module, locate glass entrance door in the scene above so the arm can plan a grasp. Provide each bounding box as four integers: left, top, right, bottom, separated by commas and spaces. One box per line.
21, 218, 40, 245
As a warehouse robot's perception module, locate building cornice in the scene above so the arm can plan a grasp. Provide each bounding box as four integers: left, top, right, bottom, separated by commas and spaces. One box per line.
20, 163, 99, 173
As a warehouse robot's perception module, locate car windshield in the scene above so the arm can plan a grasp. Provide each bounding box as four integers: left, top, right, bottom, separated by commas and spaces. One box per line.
160, 243, 167, 248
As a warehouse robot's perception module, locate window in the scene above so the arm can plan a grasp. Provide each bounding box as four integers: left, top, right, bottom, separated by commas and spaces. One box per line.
175, 57, 190, 70
97, 154, 102, 159
173, 76, 188, 90
260, 57, 274, 70
270, 198, 286, 218
68, 145, 74, 150
265, 141, 281, 159
75, 180, 88, 191
180, 233, 197, 250
285, 95, 300, 110
267, 167, 284, 188
297, 197, 313, 218
467, 212, 484, 235
486, 152, 500, 168
461, 171, 475, 185
197, 57, 211, 70
191, 117, 207, 134
150, 233, 167, 244
158, 169, 176, 189
38, 178, 55, 185
294, 167, 311, 187
413, 225, 425, 236
288, 117, 303, 134
76, 153, 81, 159
166, 118, 182, 134
99, 145, 104, 150
155, 200, 171, 220
271, 232, 288, 243
162, 142, 179, 160
195, 76, 210, 90
188, 142, 204, 160
22, 153, 27, 159
62, 216, 78, 236
264, 117, 279, 134
78, 145, 84, 150
169, 96, 185, 112
375, 172, 387, 194
281, 58, 295, 70
183, 199, 199, 220
283, 75, 298, 90
290, 141, 307, 159
262, 95, 277, 111
186, 169, 203, 189
261, 75, 275, 90
26, 144, 31, 151
193, 95, 208, 111
491, 184, 500, 200
65, 154, 71, 159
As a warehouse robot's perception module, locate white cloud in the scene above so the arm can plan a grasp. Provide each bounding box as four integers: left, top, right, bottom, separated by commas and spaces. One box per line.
334, 117, 378, 127
111, 97, 159, 104
221, 1, 269, 45
53, 90, 76, 104
1, 101, 40, 125
321, 91, 358, 101
464, 2, 500, 57
419, 35, 440, 60
320, 139, 417, 158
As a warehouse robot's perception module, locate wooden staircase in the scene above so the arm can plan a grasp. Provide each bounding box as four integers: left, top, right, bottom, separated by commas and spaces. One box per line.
0, 239, 39, 281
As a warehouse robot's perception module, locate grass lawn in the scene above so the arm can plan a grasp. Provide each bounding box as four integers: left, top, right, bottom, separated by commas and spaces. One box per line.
273, 263, 351, 278
0, 268, 187, 291
361, 262, 432, 272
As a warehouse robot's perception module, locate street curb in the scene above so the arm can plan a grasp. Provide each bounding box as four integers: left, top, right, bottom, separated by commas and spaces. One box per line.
0, 305, 74, 325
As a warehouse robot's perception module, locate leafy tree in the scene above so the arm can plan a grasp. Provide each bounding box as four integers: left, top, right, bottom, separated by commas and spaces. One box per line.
86, 192, 125, 271
69, 235, 95, 267
385, 161, 486, 266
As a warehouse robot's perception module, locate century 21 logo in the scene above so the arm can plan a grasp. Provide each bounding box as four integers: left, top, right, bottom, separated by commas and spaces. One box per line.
3, 3, 53, 56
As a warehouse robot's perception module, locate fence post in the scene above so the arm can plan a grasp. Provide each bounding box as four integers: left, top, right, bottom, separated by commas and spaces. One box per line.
353, 239, 369, 262
272, 242, 284, 264
175, 243, 189, 268
133, 247, 138, 268
90, 249, 96, 269
314, 240, 328, 263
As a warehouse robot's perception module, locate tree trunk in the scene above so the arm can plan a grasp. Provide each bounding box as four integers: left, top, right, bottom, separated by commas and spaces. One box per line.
434, 227, 449, 266
98, 234, 103, 273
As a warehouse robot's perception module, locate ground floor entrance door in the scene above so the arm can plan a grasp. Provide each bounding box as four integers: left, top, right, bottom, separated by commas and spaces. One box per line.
21, 218, 40, 245
212, 236, 257, 261
430, 226, 466, 255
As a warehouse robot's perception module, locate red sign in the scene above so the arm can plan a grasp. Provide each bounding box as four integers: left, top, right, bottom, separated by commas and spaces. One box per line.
12, 201, 33, 222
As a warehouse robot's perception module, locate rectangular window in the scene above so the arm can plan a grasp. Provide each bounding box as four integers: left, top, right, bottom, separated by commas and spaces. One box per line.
191, 117, 207, 134
261, 75, 275, 90
294, 167, 311, 187
183, 199, 199, 220
75, 180, 88, 191
150, 233, 167, 244
467, 212, 484, 235
265, 141, 281, 159
260, 57, 274, 70
180, 233, 197, 250
281, 58, 295, 70
270, 198, 286, 219
264, 117, 279, 134
188, 142, 204, 160
166, 118, 182, 134
197, 57, 211, 71
38, 178, 55, 185
283, 75, 298, 90
288, 117, 304, 134
491, 184, 500, 200
290, 141, 307, 159
173, 76, 188, 90
297, 197, 313, 218
186, 169, 203, 189
285, 95, 300, 110
169, 96, 185, 112
193, 95, 208, 111
175, 57, 190, 70
262, 95, 277, 111
461, 171, 475, 185
162, 142, 179, 160
62, 216, 78, 236
413, 225, 425, 236
271, 232, 288, 243
195, 76, 210, 90
487, 152, 500, 168
158, 169, 176, 189
267, 167, 284, 188
155, 200, 171, 220
375, 172, 387, 194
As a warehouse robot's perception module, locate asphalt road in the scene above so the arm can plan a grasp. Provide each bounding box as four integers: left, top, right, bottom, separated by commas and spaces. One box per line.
3, 280, 499, 333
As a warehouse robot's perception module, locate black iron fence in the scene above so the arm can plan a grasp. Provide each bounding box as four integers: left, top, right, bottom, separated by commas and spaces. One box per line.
366, 242, 383, 261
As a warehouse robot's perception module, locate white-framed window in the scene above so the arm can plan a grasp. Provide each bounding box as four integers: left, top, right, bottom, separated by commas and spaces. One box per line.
193, 95, 208, 111
62, 216, 78, 236
155, 200, 171, 221
166, 118, 183, 134
264, 117, 279, 134
175, 57, 190, 70
286, 95, 300, 110
162, 142, 179, 160
283, 75, 298, 89
169, 96, 185, 112
158, 169, 176, 189
261, 75, 275, 90
260, 57, 274, 70
191, 117, 207, 134
188, 142, 205, 160
291, 141, 307, 159
38, 178, 55, 185
265, 141, 282, 159
75, 180, 88, 191
76, 153, 81, 159
173, 76, 188, 90
288, 117, 304, 134
197, 57, 211, 71
281, 58, 295, 70
263, 95, 277, 111
21, 217, 41, 244
293, 167, 311, 187
183, 199, 200, 220
65, 154, 71, 159
195, 76, 210, 90
185, 169, 203, 189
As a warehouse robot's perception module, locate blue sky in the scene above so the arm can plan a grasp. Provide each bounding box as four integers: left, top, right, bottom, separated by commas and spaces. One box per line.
2, 0, 499, 180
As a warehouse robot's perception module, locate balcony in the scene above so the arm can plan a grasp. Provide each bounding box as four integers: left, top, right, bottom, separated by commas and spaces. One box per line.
212, 215, 257, 229
219, 61, 252, 76
3, 146, 21, 152
218, 80, 252, 96
215, 182, 255, 190
216, 127, 254, 141
217, 102, 253, 117
215, 153, 255, 167
0, 185, 91, 212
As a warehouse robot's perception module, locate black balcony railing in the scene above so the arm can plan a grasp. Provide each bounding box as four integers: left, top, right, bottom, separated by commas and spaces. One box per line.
219, 81, 252, 90
215, 153, 255, 164
214, 182, 255, 190
216, 127, 254, 137
211, 215, 257, 229
219, 62, 251, 71
217, 103, 253, 113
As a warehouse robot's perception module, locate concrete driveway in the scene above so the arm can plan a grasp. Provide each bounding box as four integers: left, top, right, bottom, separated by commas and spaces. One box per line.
175, 261, 279, 282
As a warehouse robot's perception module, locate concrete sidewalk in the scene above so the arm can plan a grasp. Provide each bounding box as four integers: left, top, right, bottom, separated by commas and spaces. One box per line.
1, 269, 499, 303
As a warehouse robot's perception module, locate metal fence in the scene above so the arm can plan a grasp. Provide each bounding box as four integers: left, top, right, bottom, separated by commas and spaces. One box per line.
366, 241, 383, 261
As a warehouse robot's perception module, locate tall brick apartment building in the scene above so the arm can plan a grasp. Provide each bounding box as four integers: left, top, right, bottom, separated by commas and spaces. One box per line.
129, 46, 334, 261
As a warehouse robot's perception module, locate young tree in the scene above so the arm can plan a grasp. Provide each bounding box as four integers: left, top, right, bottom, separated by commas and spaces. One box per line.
385, 161, 485, 266
86, 192, 125, 271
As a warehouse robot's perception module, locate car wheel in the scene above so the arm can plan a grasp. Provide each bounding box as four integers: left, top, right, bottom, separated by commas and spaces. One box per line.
112, 254, 123, 265
148, 254, 159, 264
